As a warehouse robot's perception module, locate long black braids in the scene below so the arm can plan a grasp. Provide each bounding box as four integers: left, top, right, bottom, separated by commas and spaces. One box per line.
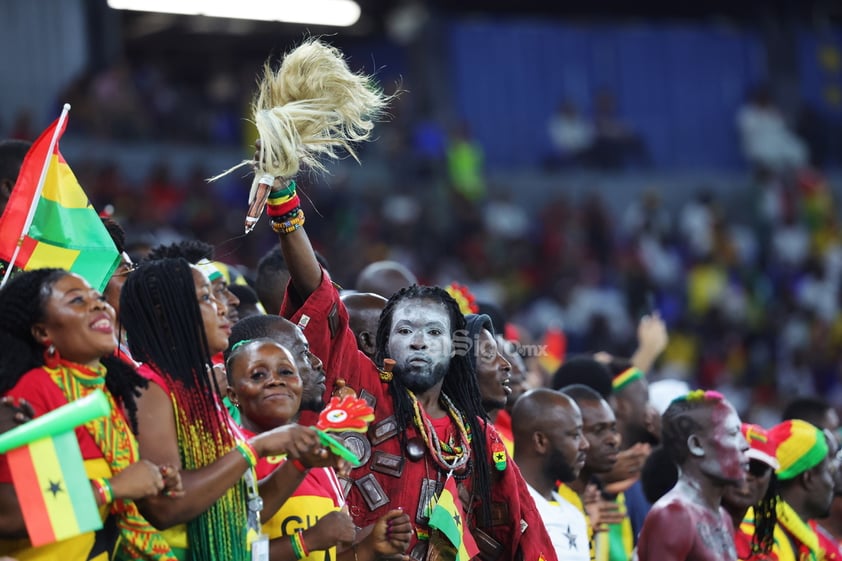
752, 473, 779, 556
120, 258, 249, 561
0, 268, 146, 428
374, 284, 493, 526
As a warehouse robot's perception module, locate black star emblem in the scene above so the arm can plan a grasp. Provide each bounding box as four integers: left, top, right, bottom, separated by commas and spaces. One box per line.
46, 480, 63, 498
563, 525, 577, 550
493, 451, 506, 463
453, 512, 461, 529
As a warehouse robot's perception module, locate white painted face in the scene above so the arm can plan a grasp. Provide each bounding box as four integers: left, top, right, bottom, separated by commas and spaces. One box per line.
387, 298, 453, 393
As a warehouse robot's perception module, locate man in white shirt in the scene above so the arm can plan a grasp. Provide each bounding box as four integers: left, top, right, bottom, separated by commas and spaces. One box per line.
513, 388, 591, 561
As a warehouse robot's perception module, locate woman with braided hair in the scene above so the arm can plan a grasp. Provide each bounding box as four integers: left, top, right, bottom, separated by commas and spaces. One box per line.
120, 258, 339, 561
0, 268, 182, 560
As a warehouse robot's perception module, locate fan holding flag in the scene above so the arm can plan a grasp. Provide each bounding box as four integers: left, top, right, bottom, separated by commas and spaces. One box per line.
0, 267, 183, 560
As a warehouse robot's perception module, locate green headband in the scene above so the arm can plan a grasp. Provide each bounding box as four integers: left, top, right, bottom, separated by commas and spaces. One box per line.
612, 367, 644, 393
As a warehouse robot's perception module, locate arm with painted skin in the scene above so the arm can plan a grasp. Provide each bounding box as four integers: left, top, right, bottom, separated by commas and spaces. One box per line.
636, 502, 693, 561
134, 383, 328, 529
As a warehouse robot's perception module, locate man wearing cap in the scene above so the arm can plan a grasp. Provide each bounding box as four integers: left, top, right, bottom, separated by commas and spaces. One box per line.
637, 390, 749, 561
768, 419, 836, 561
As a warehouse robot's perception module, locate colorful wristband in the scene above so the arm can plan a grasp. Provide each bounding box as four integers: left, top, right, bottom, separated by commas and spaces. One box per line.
267, 193, 301, 217
92, 477, 114, 505
236, 440, 258, 469
290, 528, 309, 559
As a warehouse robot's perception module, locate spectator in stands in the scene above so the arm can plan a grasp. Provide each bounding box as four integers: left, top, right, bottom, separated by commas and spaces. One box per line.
736, 84, 809, 174
545, 99, 595, 170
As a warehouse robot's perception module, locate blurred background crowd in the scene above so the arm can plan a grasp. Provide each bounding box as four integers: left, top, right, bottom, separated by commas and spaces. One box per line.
1, 0, 842, 423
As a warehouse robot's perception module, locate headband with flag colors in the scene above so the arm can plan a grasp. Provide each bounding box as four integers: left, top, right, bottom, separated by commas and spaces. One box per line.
768, 419, 829, 481
741, 423, 779, 470
0, 105, 119, 291
195, 258, 223, 283
612, 366, 644, 393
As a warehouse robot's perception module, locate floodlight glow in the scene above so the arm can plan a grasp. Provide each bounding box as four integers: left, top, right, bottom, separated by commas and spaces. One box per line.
107, 0, 362, 27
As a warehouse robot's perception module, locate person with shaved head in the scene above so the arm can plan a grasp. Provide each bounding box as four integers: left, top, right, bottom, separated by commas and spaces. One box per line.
340, 292, 387, 360
513, 388, 592, 561
354, 260, 417, 299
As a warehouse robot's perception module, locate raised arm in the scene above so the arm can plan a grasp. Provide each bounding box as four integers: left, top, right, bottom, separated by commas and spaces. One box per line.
273, 184, 323, 301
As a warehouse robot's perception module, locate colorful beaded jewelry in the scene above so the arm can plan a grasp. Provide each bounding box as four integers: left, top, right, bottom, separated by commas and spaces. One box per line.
271, 208, 305, 234
407, 389, 471, 472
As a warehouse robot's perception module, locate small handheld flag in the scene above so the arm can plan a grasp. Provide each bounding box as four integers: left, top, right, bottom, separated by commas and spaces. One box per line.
0, 391, 111, 546
428, 475, 479, 561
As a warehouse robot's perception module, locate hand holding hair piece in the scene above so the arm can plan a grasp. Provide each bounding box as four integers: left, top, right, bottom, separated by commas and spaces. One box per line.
210, 38, 392, 233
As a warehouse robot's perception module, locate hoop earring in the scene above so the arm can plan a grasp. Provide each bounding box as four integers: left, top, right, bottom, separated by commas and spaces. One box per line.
43, 343, 60, 368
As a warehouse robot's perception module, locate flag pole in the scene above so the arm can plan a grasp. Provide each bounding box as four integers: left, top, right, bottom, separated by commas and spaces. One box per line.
0, 104, 71, 289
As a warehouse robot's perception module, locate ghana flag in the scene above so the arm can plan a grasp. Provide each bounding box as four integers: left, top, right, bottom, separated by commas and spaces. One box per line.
0, 104, 119, 291
0, 391, 110, 546
429, 475, 479, 561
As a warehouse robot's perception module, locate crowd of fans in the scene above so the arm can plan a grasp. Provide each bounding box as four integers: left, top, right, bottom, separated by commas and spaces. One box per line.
1, 54, 841, 425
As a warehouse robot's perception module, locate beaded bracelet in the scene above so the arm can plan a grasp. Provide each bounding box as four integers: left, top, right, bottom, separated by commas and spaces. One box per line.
236, 440, 259, 469
92, 478, 114, 505
271, 208, 305, 235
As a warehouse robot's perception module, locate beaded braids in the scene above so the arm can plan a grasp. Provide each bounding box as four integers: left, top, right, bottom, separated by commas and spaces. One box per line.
119, 258, 250, 561
0, 268, 146, 428
373, 284, 493, 524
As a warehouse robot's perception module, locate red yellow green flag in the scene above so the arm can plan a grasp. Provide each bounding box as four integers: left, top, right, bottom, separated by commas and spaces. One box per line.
7, 431, 102, 546
0, 106, 119, 291
428, 475, 479, 561
0, 391, 111, 547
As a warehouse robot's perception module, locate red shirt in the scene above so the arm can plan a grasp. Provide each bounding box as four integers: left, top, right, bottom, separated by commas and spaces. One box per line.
0, 367, 104, 482
281, 271, 558, 561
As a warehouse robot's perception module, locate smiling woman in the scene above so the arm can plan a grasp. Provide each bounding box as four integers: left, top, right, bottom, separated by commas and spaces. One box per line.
0, 268, 182, 561
119, 258, 334, 561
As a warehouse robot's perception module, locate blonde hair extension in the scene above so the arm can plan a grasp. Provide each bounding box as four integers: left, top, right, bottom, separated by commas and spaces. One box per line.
212, 38, 391, 184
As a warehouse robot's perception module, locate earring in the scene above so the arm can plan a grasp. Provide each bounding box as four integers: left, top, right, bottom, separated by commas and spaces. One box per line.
43, 343, 60, 368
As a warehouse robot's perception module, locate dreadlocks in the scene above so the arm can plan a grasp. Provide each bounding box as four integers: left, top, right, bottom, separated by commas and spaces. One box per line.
0, 268, 145, 426
120, 258, 249, 561
752, 473, 778, 556
374, 284, 493, 524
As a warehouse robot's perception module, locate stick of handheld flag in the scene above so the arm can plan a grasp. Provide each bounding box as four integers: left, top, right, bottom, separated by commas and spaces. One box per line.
0, 390, 109, 453
0, 103, 70, 289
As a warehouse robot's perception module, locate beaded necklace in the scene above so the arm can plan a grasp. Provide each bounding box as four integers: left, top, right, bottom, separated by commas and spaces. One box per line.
407, 389, 471, 472
47, 359, 175, 560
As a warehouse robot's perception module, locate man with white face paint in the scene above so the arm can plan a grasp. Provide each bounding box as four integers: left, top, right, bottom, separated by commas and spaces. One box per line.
270, 192, 556, 561
637, 390, 749, 561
